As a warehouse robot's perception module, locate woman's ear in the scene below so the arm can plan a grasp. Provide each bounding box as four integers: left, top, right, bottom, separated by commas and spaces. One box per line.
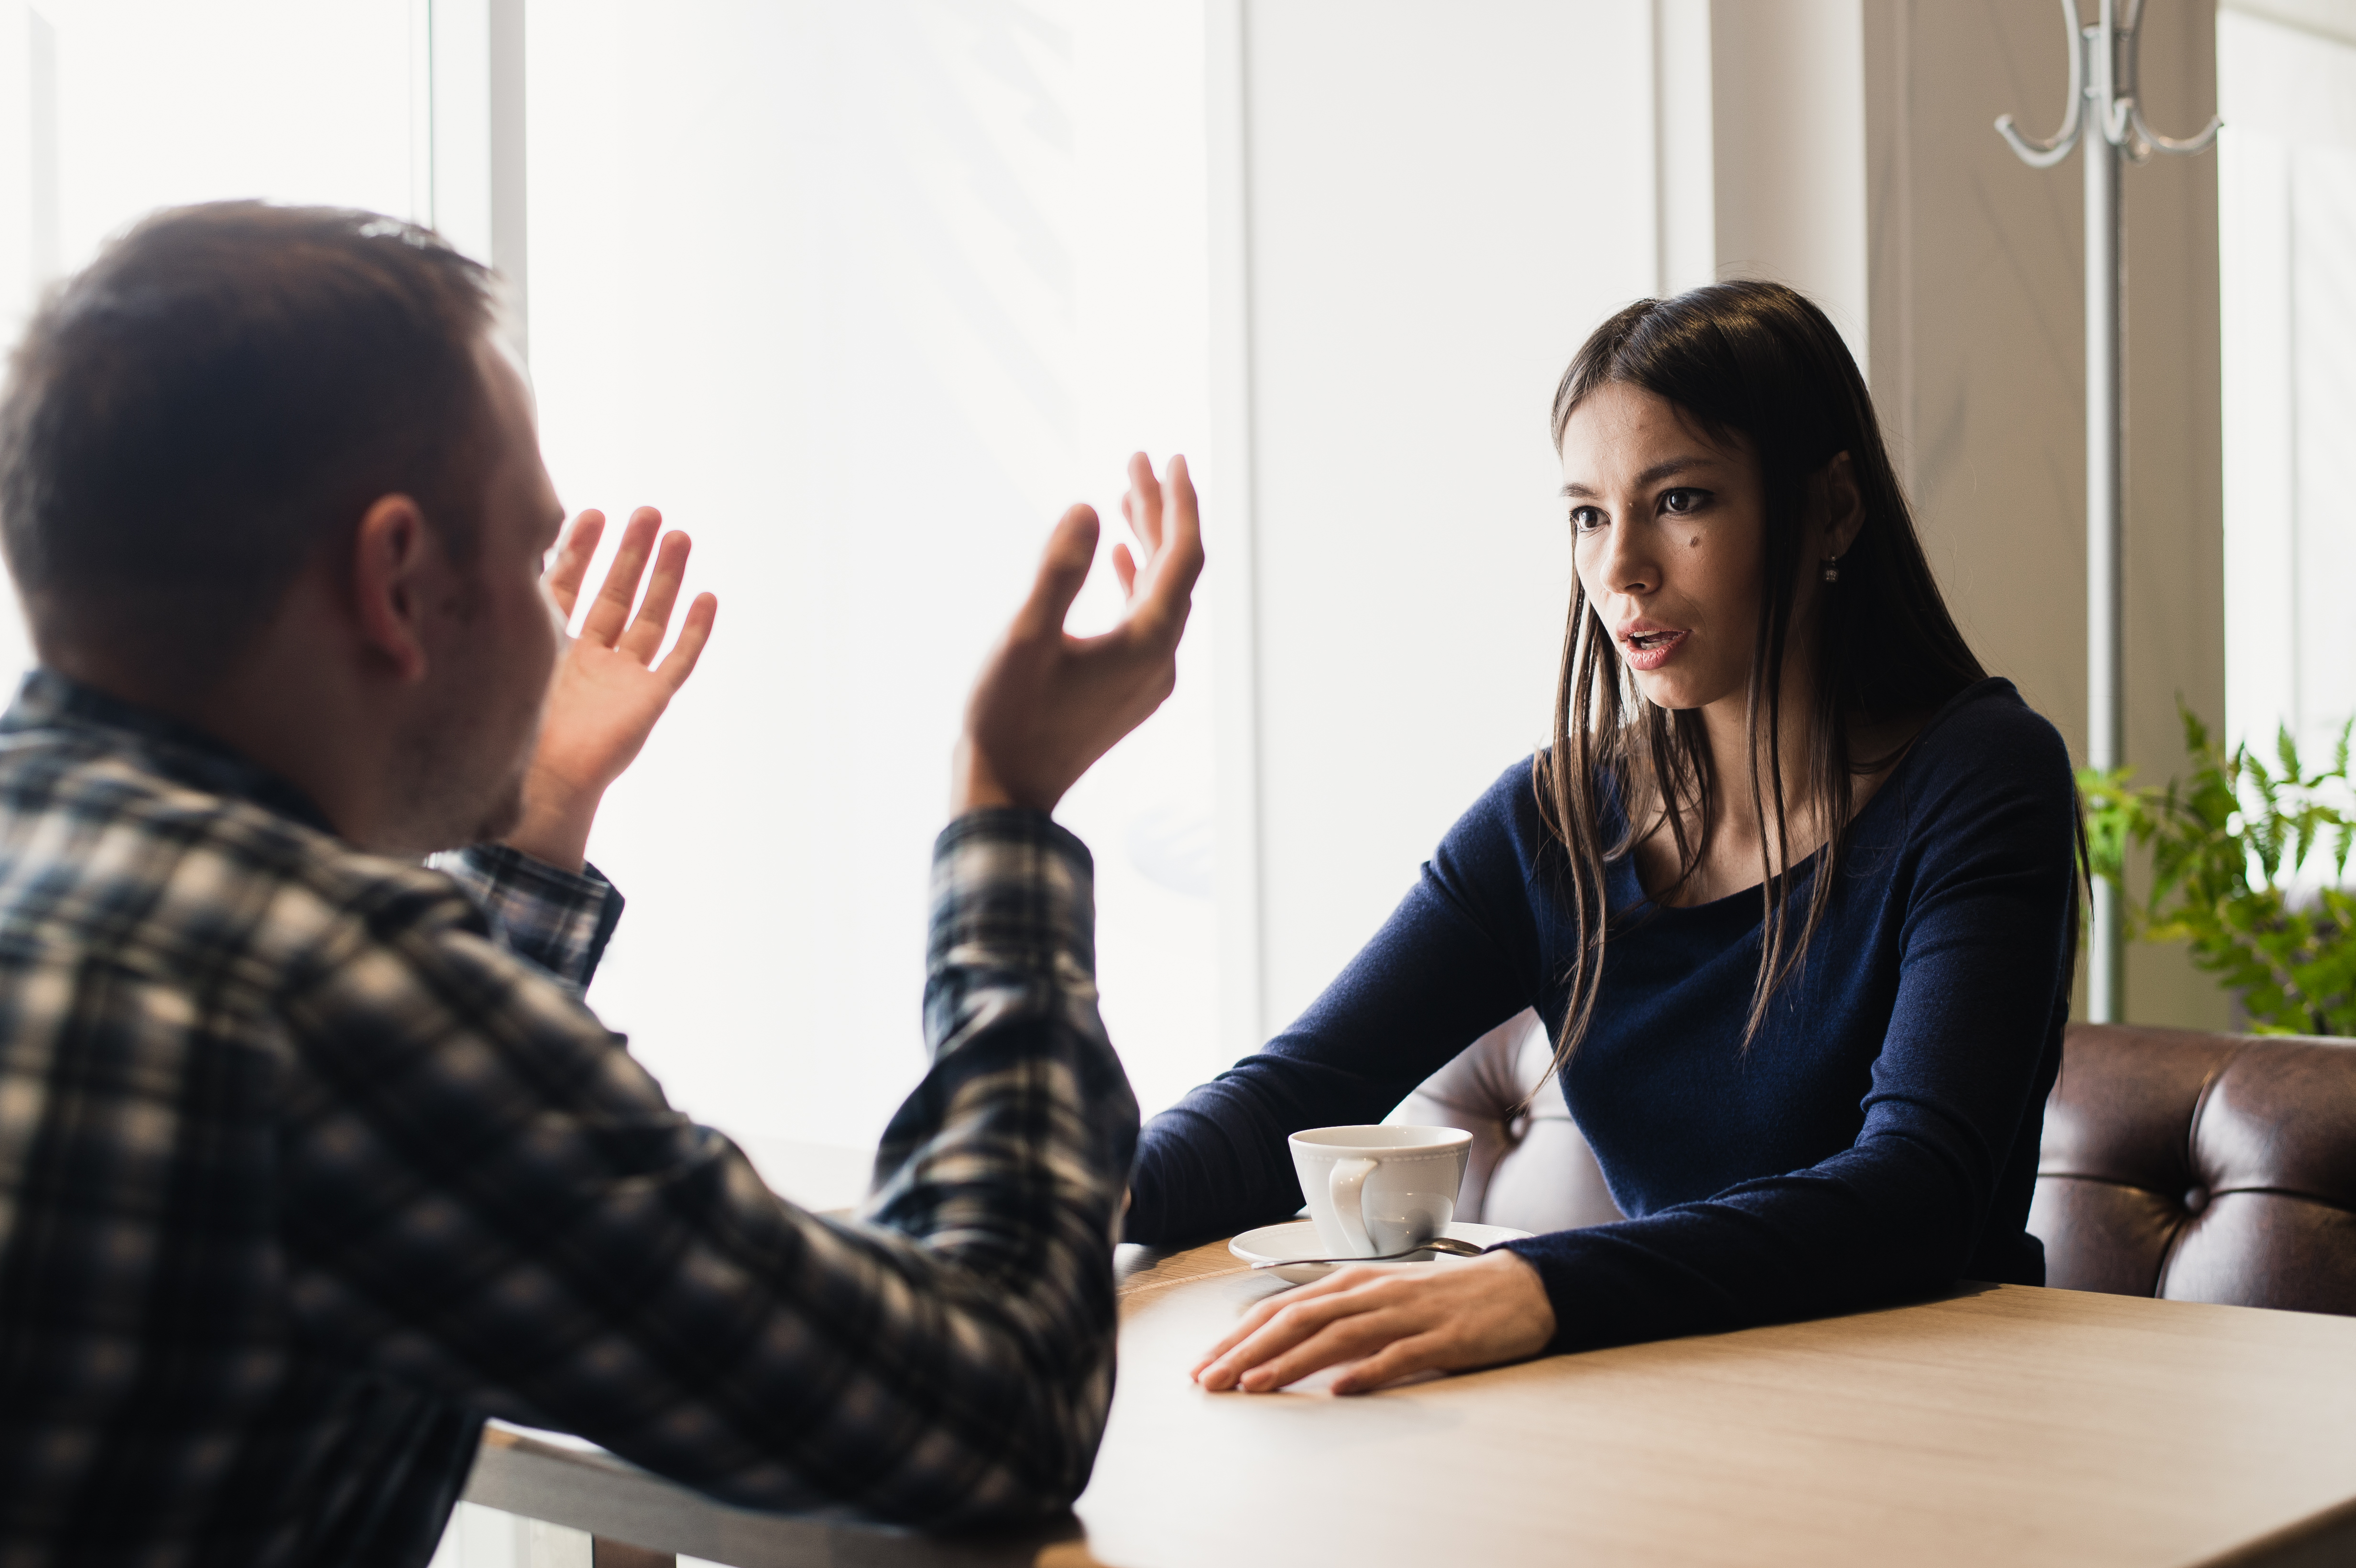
349, 494, 434, 684
1820, 451, 1865, 558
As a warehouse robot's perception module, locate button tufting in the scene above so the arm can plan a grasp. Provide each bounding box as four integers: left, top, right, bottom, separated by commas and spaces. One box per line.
2183, 1186, 2210, 1214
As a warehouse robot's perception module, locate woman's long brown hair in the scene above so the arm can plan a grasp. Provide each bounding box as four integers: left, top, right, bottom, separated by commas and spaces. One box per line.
1536, 282, 1986, 1081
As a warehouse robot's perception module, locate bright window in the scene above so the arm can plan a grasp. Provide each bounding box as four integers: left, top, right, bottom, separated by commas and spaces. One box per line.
2218, 5, 2356, 775
522, 2, 1221, 1184
0, 1, 1224, 1196
0, 0, 422, 681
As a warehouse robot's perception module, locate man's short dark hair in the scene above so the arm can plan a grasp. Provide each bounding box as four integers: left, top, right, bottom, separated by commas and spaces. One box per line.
0, 201, 500, 684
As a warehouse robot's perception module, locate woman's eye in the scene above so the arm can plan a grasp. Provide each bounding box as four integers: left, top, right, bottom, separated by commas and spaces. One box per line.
1570, 506, 1606, 534
1660, 488, 1710, 516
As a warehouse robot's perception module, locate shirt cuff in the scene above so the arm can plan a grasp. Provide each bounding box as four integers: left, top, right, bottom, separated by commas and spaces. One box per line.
927, 808, 1096, 999
435, 843, 626, 992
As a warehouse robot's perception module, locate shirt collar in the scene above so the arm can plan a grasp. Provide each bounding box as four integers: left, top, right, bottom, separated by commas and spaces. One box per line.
0, 668, 339, 836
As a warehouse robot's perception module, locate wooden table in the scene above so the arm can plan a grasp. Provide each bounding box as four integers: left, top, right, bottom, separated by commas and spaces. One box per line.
464, 1240, 2356, 1568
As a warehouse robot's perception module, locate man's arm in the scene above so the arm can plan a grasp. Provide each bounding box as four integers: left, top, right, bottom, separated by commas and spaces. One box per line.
287, 455, 1201, 1523
279, 807, 1130, 1522
432, 843, 623, 991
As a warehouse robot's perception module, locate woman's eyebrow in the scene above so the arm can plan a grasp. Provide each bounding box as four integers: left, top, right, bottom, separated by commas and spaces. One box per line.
1560, 455, 1718, 498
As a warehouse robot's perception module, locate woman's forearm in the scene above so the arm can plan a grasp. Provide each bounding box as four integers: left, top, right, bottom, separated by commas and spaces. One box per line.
1129, 762, 1549, 1244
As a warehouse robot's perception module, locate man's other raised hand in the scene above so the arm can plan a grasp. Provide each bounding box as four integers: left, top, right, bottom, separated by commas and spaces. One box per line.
955, 453, 1204, 817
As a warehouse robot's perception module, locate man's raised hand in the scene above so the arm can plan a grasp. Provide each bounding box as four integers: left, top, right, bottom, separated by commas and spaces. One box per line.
955, 453, 1204, 816
506, 506, 718, 870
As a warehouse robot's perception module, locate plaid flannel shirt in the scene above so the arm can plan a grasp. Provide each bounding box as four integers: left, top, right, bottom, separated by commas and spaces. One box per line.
0, 672, 1138, 1567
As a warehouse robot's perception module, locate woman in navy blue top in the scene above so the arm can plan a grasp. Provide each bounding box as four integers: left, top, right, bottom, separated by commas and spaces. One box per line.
1136, 282, 2082, 1395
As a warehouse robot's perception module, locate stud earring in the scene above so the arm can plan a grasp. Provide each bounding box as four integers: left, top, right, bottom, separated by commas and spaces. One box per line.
1822, 555, 1841, 584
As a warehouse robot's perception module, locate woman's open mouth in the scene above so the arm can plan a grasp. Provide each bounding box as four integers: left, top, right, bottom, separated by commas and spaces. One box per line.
1619, 628, 1689, 672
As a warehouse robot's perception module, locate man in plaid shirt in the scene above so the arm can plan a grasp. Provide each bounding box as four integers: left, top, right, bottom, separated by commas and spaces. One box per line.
0, 203, 1200, 1564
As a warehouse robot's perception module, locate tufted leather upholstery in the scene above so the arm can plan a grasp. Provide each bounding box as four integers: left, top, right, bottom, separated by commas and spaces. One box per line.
1396, 1012, 2356, 1316
2032, 1023, 2356, 1311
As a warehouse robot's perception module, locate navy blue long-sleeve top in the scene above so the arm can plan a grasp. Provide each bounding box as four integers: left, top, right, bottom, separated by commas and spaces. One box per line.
1127, 677, 2078, 1352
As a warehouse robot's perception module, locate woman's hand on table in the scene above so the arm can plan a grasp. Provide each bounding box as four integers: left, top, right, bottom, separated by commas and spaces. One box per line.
1192, 1249, 1556, 1395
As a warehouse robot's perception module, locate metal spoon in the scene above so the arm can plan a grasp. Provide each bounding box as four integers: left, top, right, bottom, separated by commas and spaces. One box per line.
1250, 1236, 1487, 1270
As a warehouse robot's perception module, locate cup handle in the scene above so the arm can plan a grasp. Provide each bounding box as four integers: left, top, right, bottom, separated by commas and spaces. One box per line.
1328, 1157, 1379, 1256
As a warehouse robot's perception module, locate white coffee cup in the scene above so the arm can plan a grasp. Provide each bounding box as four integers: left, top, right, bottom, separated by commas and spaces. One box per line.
1288, 1125, 1473, 1259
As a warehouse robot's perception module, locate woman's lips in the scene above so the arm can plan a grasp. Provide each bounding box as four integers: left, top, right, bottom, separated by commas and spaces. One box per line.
1620, 628, 1689, 672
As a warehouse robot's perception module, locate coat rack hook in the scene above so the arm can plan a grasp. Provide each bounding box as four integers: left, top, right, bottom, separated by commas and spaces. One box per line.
1995, 0, 2088, 168
2108, 0, 2224, 158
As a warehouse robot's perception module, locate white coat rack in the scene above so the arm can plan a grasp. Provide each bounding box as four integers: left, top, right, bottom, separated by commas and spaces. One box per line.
1996, 0, 2219, 1024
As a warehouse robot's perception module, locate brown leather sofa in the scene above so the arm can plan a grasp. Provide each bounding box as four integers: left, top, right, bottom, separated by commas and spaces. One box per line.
1396, 1012, 2356, 1316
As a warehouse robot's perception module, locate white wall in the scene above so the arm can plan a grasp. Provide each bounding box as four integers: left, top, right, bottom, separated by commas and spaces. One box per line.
1711, 0, 1869, 363
1221, 0, 2231, 1044
1227, 0, 1656, 1037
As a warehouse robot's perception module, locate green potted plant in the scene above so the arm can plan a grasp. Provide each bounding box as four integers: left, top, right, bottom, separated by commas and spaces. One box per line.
2079, 710, 2356, 1036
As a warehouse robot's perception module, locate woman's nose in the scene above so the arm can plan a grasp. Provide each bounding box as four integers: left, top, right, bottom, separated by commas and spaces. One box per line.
1597, 520, 1658, 598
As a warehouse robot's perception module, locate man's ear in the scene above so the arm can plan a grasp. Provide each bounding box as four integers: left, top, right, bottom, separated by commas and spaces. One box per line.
1819, 451, 1865, 557
350, 494, 435, 683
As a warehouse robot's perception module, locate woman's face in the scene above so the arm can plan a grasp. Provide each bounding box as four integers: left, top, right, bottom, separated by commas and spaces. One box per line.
1561, 381, 1765, 713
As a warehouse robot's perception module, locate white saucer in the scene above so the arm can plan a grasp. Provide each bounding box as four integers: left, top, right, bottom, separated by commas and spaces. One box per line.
1228, 1219, 1535, 1285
